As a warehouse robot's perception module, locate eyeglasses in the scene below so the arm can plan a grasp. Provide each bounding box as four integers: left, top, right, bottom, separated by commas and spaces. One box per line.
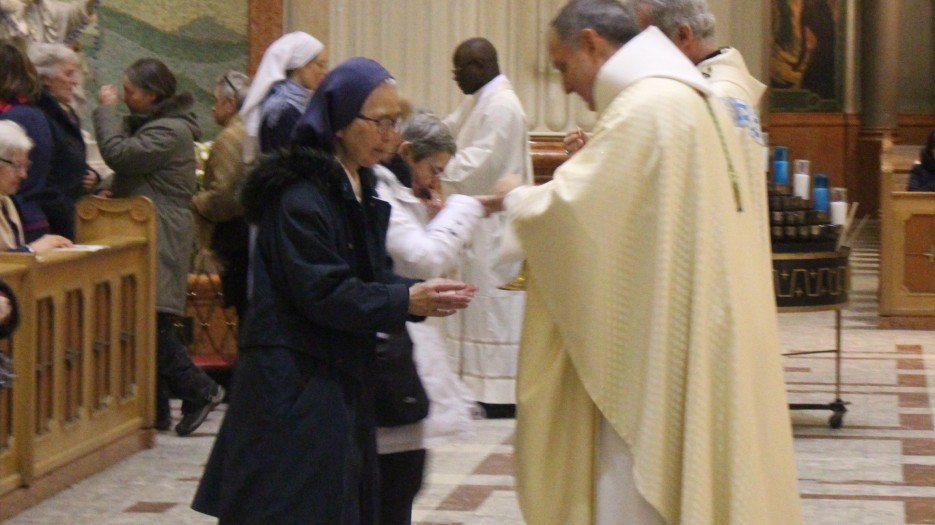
357, 114, 399, 136
430, 163, 445, 177
0, 157, 30, 173
223, 74, 237, 93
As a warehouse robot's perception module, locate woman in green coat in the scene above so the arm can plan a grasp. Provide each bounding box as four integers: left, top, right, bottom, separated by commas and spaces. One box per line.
93, 58, 223, 436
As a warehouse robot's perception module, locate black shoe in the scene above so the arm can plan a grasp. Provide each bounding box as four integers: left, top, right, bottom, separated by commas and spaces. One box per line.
154, 416, 172, 431
175, 385, 225, 436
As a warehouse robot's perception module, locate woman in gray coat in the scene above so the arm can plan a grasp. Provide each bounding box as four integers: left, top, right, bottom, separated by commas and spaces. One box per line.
94, 58, 223, 436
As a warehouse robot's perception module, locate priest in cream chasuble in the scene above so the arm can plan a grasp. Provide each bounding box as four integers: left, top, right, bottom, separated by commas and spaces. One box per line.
501, 6, 802, 525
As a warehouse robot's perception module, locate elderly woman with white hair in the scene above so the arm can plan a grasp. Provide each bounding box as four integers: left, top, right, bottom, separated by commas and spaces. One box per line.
0, 120, 72, 254
239, 31, 327, 162
27, 42, 99, 240
190, 70, 251, 317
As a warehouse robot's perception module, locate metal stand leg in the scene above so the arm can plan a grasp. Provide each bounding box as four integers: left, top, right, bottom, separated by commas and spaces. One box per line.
787, 307, 848, 428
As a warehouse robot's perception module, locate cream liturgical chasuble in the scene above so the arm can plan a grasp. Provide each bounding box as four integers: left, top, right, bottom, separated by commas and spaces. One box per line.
440, 75, 532, 404
505, 28, 802, 525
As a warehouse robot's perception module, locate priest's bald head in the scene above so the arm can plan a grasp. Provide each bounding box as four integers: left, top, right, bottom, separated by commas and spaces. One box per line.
549, 0, 641, 110
451, 37, 500, 95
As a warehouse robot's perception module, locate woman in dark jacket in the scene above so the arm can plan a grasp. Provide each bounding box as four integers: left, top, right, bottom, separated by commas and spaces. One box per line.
192, 58, 476, 525
908, 129, 935, 192
28, 42, 99, 240
94, 58, 223, 436
0, 42, 53, 242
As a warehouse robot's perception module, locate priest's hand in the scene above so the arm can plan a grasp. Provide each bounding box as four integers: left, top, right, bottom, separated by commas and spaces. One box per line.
495, 174, 524, 199
408, 278, 477, 317
563, 128, 588, 156
474, 195, 503, 217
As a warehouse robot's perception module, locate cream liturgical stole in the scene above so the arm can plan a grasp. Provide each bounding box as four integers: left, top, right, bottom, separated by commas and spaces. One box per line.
508, 28, 802, 525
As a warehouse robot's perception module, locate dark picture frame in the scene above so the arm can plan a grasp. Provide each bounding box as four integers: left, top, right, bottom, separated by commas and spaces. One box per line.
769, 0, 845, 112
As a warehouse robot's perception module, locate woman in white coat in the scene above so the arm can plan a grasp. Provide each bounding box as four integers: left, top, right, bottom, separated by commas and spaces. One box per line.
374, 112, 498, 525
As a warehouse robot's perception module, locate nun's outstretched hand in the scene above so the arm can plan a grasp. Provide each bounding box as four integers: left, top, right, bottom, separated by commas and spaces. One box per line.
408, 278, 477, 317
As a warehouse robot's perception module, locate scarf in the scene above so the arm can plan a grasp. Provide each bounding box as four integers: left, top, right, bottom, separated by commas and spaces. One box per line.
240, 31, 323, 163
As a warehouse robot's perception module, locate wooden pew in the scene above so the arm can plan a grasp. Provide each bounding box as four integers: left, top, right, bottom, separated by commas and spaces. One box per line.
0, 196, 157, 520
878, 144, 935, 328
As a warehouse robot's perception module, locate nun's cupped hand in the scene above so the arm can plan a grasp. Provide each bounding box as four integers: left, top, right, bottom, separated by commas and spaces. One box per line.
408, 278, 477, 317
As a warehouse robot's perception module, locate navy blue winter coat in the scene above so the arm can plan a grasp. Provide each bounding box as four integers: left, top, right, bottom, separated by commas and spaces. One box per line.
193, 146, 420, 525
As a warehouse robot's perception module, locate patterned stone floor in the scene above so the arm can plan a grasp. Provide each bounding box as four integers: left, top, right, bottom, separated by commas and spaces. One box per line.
5, 222, 935, 524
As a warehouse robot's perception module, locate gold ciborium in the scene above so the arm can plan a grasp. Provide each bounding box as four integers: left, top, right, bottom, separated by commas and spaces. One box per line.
498, 260, 528, 291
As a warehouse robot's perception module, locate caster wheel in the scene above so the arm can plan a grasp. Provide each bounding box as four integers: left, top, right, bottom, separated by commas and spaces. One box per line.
829, 412, 844, 429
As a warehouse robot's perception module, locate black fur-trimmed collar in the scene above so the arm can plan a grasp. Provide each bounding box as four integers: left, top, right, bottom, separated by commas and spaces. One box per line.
241, 146, 378, 224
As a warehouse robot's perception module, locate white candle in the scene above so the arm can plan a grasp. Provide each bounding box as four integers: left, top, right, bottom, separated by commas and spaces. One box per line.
830, 201, 847, 225
793, 172, 810, 200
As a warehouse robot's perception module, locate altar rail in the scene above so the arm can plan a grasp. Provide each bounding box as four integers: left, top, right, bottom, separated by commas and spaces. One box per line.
0, 196, 157, 520
879, 144, 935, 329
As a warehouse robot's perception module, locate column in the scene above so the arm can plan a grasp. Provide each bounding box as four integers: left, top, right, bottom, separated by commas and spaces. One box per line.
860, 0, 900, 130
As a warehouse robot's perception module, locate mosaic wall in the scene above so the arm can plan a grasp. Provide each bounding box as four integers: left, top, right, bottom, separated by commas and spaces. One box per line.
80, 0, 248, 138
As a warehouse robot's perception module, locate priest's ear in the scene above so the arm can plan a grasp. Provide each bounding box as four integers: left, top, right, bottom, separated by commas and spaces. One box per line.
578, 28, 616, 62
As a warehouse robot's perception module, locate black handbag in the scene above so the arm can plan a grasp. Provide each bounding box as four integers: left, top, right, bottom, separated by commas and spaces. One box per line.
372, 329, 430, 427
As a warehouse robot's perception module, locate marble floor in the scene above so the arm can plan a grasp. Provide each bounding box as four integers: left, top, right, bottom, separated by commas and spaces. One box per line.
5, 222, 935, 525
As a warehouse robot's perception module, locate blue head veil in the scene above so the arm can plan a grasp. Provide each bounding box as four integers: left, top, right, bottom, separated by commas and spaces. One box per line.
292, 57, 393, 152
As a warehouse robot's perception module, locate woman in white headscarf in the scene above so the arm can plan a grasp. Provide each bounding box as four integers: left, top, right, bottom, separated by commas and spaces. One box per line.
239, 31, 327, 163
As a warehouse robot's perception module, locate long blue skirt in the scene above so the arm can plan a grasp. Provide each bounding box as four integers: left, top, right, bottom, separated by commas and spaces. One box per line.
192, 347, 378, 525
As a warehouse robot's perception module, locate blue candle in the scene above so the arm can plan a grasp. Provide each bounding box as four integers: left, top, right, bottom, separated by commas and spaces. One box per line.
813, 173, 829, 213
774, 161, 788, 186
773, 146, 789, 186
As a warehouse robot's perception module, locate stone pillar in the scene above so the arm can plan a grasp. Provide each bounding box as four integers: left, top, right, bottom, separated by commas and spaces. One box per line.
860, 0, 900, 129
856, 0, 901, 218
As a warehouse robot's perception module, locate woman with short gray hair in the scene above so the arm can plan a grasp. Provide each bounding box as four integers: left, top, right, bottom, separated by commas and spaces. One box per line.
373, 110, 499, 525
190, 70, 252, 317
27, 41, 98, 240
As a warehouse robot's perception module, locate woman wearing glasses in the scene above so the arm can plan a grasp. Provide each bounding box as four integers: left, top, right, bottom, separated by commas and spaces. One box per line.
0, 120, 71, 253
193, 58, 476, 525
190, 71, 251, 318
240, 31, 328, 163
373, 111, 506, 525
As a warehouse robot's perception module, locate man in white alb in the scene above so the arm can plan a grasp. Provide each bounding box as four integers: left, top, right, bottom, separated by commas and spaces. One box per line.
496, 1, 803, 523
440, 37, 532, 416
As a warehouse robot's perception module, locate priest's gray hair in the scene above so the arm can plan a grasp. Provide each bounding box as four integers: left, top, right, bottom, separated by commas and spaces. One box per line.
551, 0, 640, 49
26, 42, 79, 81
399, 111, 456, 162
0, 121, 34, 158
215, 71, 251, 109
634, 0, 717, 45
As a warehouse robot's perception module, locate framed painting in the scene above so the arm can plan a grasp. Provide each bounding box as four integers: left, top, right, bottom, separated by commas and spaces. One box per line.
769, 0, 845, 112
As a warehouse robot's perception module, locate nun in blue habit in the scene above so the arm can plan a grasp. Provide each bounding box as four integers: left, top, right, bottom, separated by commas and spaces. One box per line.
192, 57, 475, 525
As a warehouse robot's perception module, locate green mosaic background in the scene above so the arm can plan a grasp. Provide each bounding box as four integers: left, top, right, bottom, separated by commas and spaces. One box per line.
80, 0, 248, 138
